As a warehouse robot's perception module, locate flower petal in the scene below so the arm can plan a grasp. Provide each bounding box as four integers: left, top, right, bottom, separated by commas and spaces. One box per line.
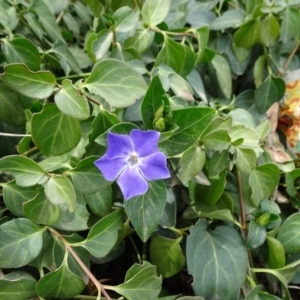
130, 129, 160, 157
138, 152, 170, 180
106, 132, 133, 158
94, 155, 127, 181
117, 166, 149, 200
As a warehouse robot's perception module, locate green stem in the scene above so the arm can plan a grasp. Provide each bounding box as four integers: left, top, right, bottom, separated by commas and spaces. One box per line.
49, 228, 112, 300
151, 26, 195, 38
0, 133, 31, 137
56, 73, 91, 81
129, 234, 143, 264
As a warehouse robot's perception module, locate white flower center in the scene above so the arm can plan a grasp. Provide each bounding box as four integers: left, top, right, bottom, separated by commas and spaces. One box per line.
127, 154, 139, 166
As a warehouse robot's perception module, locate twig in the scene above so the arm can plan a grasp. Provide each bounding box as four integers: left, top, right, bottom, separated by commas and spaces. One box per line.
49, 228, 112, 300
0, 133, 31, 137
277, 41, 300, 77
237, 170, 247, 231
21, 146, 38, 156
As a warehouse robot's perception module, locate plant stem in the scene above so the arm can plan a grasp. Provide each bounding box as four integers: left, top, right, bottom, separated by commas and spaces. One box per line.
22, 146, 38, 156
49, 228, 112, 300
151, 26, 195, 38
129, 234, 142, 264
0, 132, 31, 137
56, 73, 91, 80
277, 41, 300, 77
237, 170, 247, 231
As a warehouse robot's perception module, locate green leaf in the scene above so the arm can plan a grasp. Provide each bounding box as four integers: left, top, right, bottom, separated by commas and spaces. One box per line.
2, 180, 38, 217
83, 59, 147, 107
0, 218, 44, 268
0, 272, 37, 300
155, 36, 195, 77
266, 236, 285, 269
23, 12, 44, 40
0, 64, 56, 99
31, 103, 81, 156
193, 169, 227, 205
178, 146, 205, 182
210, 9, 244, 30
258, 15, 279, 47
186, 220, 248, 299
235, 148, 257, 174
209, 54, 232, 98
111, 261, 162, 300
125, 180, 167, 242
0, 155, 47, 187
67, 156, 108, 194
113, 6, 139, 32
280, 7, 300, 43
45, 176, 76, 212
150, 236, 185, 278
141, 75, 170, 129
36, 258, 85, 298
159, 107, 215, 157
249, 164, 280, 207
254, 55, 266, 88
74, 1, 92, 25
142, 0, 171, 26
124, 27, 154, 53
2, 37, 40, 71
233, 19, 259, 48
55, 79, 90, 120
246, 219, 267, 249
277, 212, 300, 254
202, 129, 231, 151
23, 188, 60, 225
85, 185, 112, 217
208, 150, 230, 177
52, 191, 89, 232
89, 29, 113, 61
82, 209, 123, 258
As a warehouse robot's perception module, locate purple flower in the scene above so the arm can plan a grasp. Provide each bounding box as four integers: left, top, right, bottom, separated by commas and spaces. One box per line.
94, 129, 170, 200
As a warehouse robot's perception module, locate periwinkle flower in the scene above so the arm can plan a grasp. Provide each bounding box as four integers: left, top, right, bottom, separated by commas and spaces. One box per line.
94, 129, 170, 200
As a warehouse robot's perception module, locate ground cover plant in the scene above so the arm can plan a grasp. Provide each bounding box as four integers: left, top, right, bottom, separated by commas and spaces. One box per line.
1, 0, 300, 299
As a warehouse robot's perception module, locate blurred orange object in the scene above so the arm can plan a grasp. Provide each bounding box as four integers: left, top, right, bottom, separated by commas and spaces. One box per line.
278, 71, 300, 150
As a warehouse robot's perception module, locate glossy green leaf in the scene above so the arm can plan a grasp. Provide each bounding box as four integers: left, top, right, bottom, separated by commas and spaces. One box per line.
89, 29, 113, 61
85, 185, 112, 217
36, 258, 85, 298
280, 7, 300, 43
0, 64, 56, 99
141, 75, 170, 129
113, 6, 139, 32
235, 147, 257, 174
254, 55, 266, 88
23, 188, 60, 225
186, 69, 207, 104
52, 191, 89, 232
142, 0, 171, 26
55, 79, 90, 120
150, 236, 185, 278
277, 212, 300, 254
155, 36, 195, 77
178, 146, 205, 182
208, 150, 230, 177
2, 180, 38, 217
82, 209, 123, 258
258, 15, 279, 47
124, 27, 154, 53
31, 103, 81, 156
0, 272, 37, 300
209, 54, 232, 98
67, 156, 108, 194
0, 155, 47, 187
202, 129, 231, 151
186, 220, 248, 299
0, 218, 44, 268
83, 59, 147, 107
210, 9, 244, 30
111, 261, 162, 300
159, 107, 215, 156
254, 75, 285, 114
193, 169, 227, 205
246, 219, 266, 249
267, 236, 285, 269
125, 180, 167, 242
234, 19, 259, 48
74, 1, 92, 25
2, 37, 40, 71
45, 176, 76, 212
249, 164, 280, 207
